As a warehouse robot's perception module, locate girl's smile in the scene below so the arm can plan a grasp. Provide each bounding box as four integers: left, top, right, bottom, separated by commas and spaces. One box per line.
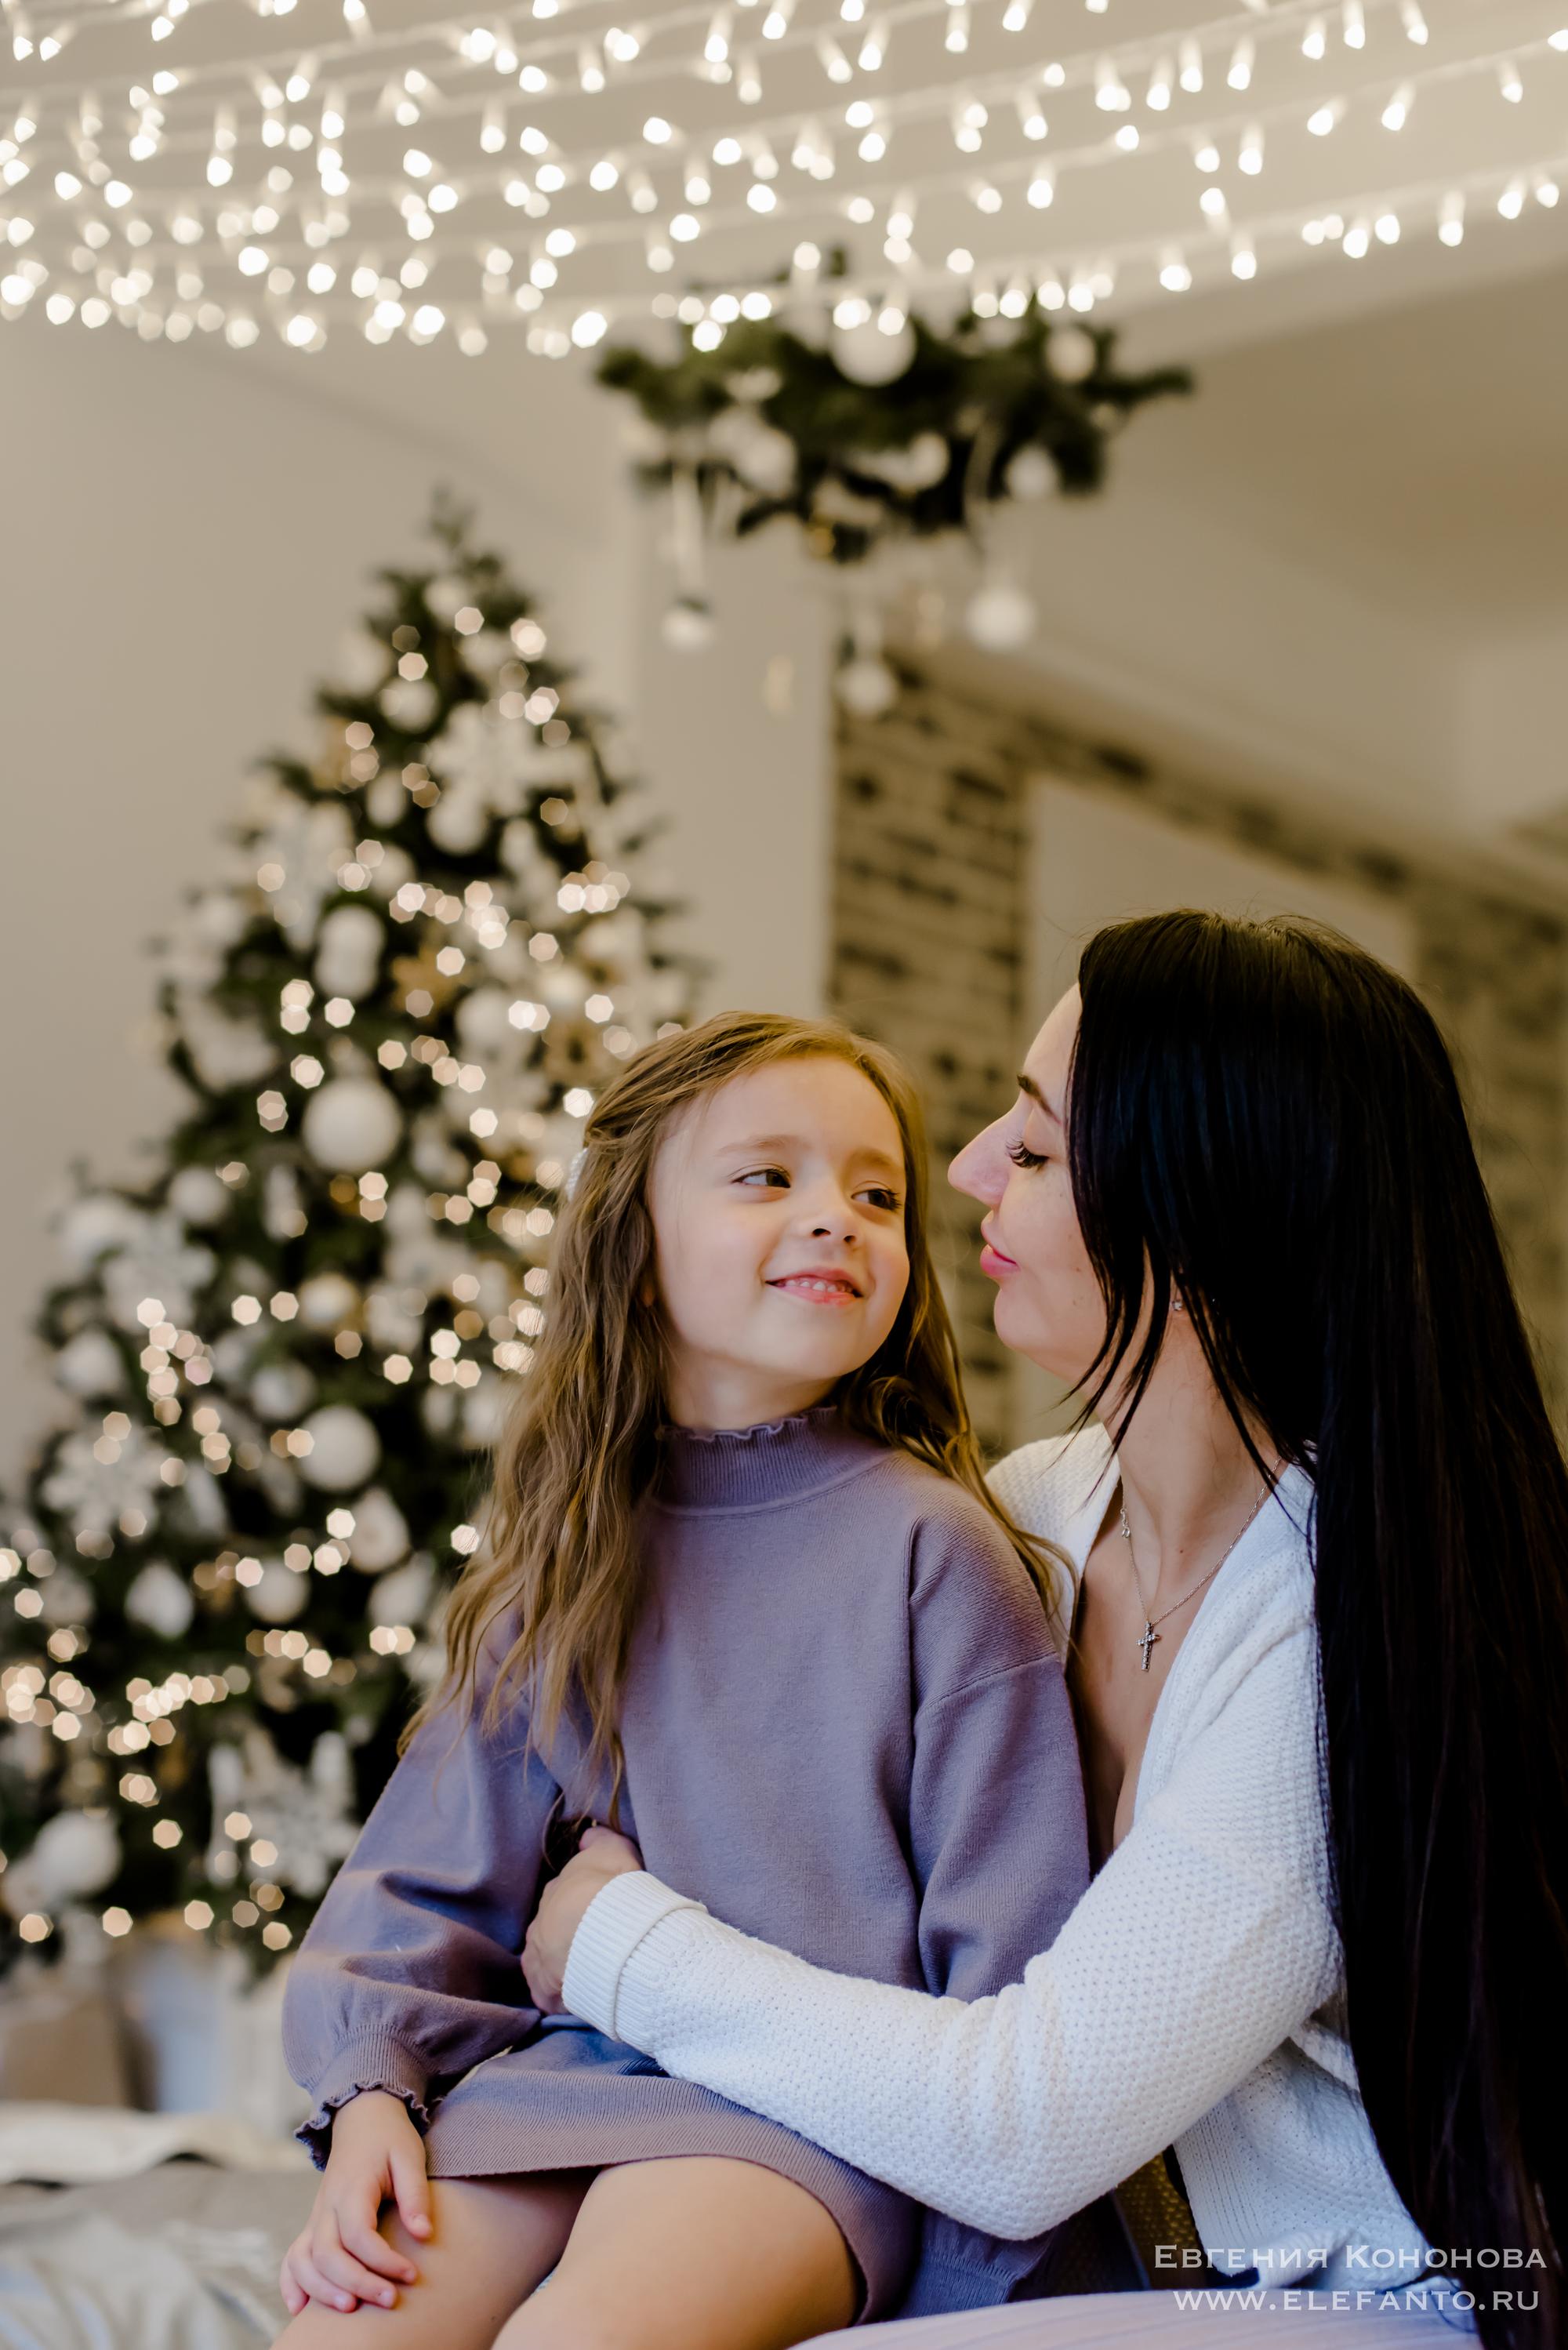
768, 1268, 866, 1306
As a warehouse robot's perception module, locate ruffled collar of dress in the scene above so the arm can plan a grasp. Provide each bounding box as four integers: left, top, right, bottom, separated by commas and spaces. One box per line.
651, 1400, 882, 1510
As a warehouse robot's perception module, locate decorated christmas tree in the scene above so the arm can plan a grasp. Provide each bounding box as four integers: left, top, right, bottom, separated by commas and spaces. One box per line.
0, 492, 695, 1979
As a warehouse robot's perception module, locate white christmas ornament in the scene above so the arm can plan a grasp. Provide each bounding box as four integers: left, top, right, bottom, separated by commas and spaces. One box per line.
422, 574, 470, 627
263, 1164, 304, 1243
100, 1211, 214, 1331
369, 1553, 432, 1628
206, 1726, 358, 1899
1005, 447, 1061, 501
158, 892, 251, 993
168, 1165, 231, 1227
250, 1361, 316, 1422
336, 629, 391, 694
347, 1486, 411, 1571
36, 1565, 96, 1629
248, 794, 354, 953
458, 628, 514, 678
297, 1273, 359, 1330
41, 1424, 168, 1540
314, 904, 385, 1002
3, 1811, 121, 1913
302, 1078, 403, 1174
850, 434, 950, 492
58, 1194, 140, 1273
832, 316, 916, 386
365, 773, 408, 831
836, 657, 900, 718
297, 1404, 381, 1491
180, 1003, 277, 1091
706, 409, 797, 498
246, 1560, 310, 1625
965, 581, 1038, 652
425, 786, 491, 856
125, 1560, 196, 1635
1048, 326, 1098, 384
53, 1328, 123, 1397
463, 1375, 509, 1449
125, 1559, 194, 1640
662, 598, 715, 652
179, 1462, 229, 1537
379, 677, 439, 732
455, 987, 517, 1054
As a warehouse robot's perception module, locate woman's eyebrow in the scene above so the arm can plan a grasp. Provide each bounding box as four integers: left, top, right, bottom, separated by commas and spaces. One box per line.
1017, 1074, 1063, 1126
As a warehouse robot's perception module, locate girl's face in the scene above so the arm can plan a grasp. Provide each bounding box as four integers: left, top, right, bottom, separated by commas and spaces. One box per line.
948, 986, 1108, 1385
646, 1055, 912, 1428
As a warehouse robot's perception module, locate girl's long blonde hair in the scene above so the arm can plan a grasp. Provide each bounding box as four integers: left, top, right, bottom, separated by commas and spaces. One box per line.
398, 1009, 1068, 1812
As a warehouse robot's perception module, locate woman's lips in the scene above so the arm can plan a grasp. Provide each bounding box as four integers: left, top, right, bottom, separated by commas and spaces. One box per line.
979, 1238, 1017, 1281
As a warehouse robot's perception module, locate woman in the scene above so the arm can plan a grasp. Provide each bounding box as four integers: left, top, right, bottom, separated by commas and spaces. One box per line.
523, 911, 1568, 2350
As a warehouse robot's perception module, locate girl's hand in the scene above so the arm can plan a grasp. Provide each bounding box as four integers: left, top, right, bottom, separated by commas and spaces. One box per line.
278, 2088, 434, 2318
522, 1825, 644, 2015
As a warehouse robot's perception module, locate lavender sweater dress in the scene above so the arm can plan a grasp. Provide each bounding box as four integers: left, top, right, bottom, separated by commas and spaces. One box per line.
280, 1404, 1091, 2323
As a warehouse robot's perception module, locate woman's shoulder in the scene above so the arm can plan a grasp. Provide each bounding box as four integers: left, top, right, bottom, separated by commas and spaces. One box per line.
985, 1422, 1117, 1550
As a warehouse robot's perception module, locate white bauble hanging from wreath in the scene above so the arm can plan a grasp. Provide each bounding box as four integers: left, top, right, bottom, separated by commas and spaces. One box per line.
832, 314, 916, 387
1005, 447, 1062, 501
297, 1404, 381, 1492
662, 597, 716, 652
966, 579, 1039, 652
837, 656, 900, 718
1047, 326, 1098, 383
302, 1077, 403, 1174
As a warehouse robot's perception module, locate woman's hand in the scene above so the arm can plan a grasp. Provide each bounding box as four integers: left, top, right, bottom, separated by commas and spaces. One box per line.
522, 1824, 644, 2015
278, 2088, 434, 2318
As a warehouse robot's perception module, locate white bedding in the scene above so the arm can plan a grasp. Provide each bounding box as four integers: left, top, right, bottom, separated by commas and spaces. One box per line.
0, 2107, 314, 2350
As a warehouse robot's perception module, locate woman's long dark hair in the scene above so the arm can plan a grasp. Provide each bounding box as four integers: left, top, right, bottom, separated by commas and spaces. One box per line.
1068, 910, 1566, 2349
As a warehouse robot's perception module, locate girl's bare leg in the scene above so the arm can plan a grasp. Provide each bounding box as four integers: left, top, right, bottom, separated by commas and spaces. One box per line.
492, 2154, 860, 2350
271, 2171, 594, 2349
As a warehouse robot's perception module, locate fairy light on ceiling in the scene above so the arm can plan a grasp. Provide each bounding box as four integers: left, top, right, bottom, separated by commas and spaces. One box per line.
0, 0, 1566, 354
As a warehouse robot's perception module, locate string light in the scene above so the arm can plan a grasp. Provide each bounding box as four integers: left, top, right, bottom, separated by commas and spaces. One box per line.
5, 2, 1566, 349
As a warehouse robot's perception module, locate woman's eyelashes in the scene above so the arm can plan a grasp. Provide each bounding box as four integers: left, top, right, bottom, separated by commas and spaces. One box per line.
1007, 1138, 1049, 1171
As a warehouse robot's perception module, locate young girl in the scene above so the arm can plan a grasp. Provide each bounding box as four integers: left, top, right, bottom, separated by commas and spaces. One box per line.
277, 1009, 1091, 2350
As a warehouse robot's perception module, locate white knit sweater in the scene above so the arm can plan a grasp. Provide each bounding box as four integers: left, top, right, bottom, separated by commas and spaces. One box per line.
562, 1422, 1440, 2291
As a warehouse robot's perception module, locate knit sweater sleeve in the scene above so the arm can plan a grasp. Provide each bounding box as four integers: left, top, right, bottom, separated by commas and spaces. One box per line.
898, 1502, 1091, 2305
281, 1604, 561, 2169
562, 1611, 1338, 2241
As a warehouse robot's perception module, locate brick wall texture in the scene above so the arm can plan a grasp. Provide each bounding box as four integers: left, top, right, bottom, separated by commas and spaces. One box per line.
829, 656, 1567, 1456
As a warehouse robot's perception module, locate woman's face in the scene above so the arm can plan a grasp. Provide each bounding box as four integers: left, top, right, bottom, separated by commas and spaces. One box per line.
949, 985, 1108, 1384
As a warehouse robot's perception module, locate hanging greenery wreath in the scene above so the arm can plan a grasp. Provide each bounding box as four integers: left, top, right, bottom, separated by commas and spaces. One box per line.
593, 252, 1192, 703
597, 296, 1192, 568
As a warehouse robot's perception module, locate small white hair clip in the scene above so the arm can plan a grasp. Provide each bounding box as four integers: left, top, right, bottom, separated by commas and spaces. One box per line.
563, 1146, 589, 1204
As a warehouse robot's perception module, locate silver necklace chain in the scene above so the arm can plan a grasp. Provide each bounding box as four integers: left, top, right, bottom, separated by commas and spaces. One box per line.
1118, 1483, 1271, 1673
